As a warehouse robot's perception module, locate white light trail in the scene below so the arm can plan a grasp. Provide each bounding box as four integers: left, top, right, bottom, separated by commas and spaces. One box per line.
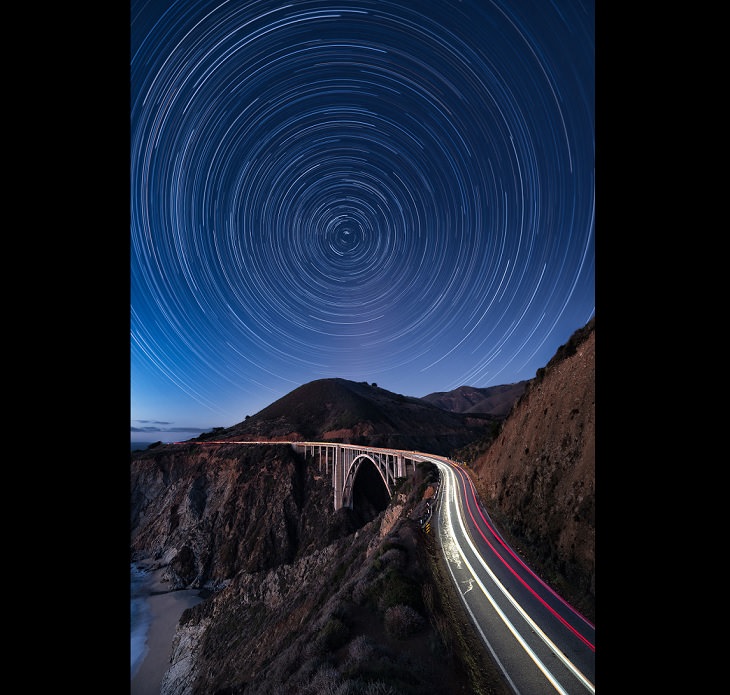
434, 459, 595, 695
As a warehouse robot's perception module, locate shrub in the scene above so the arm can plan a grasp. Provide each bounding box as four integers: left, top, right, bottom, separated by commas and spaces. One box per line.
351, 577, 370, 605
319, 616, 350, 651
363, 682, 401, 695
346, 635, 377, 665
377, 570, 423, 612
301, 666, 342, 695
384, 604, 426, 639
421, 582, 435, 613
379, 547, 405, 570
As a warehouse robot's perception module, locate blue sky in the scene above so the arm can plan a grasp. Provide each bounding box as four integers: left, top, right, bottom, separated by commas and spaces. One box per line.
131, 0, 594, 443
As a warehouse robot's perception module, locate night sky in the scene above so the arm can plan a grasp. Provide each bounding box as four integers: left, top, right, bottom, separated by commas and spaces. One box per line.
131, 0, 594, 442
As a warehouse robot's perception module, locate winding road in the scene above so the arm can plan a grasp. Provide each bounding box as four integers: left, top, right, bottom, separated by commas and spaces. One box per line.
418, 452, 595, 695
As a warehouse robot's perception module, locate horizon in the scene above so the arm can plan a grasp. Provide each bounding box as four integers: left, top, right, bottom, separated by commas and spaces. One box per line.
131, 428, 212, 445
131, 0, 595, 438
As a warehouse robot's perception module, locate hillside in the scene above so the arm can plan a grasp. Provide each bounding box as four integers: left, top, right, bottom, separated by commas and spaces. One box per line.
469, 317, 595, 620
421, 382, 528, 416
199, 377, 501, 456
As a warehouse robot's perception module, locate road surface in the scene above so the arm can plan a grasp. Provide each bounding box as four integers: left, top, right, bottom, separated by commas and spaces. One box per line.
422, 453, 595, 695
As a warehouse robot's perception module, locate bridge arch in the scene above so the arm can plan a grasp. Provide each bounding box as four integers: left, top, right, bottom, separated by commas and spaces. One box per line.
342, 454, 391, 511
292, 442, 421, 510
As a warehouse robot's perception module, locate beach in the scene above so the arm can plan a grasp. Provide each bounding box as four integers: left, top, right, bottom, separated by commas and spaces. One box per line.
131, 568, 204, 695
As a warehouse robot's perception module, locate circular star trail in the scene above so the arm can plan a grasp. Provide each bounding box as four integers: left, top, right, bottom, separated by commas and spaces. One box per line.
131, 0, 595, 430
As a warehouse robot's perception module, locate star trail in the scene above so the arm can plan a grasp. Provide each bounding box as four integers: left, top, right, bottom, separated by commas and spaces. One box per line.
131, 0, 595, 439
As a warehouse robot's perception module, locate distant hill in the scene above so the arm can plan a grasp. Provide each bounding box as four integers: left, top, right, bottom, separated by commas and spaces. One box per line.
421, 382, 528, 416
198, 378, 500, 456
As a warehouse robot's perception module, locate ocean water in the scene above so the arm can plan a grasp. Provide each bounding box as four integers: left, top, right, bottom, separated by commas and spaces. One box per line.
131, 563, 154, 679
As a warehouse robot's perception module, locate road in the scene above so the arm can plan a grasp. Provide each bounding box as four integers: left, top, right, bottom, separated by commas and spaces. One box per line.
419, 453, 595, 695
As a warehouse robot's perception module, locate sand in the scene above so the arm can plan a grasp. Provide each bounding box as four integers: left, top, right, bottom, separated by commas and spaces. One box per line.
131, 570, 204, 695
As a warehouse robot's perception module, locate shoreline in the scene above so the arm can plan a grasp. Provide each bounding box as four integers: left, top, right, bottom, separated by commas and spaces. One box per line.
131, 569, 204, 695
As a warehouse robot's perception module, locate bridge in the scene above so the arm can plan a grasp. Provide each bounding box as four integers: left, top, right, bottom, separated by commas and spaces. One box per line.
290, 442, 424, 510
191, 440, 429, 511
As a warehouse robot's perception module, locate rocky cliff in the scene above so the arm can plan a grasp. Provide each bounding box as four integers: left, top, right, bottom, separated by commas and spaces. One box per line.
131, 443, 357, 584
131, 448, 508, 694
469, 317, 595, 621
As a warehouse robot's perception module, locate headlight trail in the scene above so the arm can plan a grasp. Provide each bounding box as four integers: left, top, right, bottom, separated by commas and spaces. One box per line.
432, 457, 595, 695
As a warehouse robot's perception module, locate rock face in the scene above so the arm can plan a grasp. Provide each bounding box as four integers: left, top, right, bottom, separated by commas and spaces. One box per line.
132, 450, 506, 694
131, 443, 361, 587
470, 318, 595, 621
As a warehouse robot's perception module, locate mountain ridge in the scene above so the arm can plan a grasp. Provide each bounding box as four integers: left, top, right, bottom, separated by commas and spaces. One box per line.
421, 381, 528, 416
197, 377, 506, 456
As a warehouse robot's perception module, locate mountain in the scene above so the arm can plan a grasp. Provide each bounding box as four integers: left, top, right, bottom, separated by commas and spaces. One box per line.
130, 317, 595, 693
421, 382, 528, 416
198, 377, 502, 456
470, 317, 595, 619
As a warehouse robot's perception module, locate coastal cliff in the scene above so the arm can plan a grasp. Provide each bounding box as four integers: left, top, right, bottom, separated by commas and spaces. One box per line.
132, 450, 506, 694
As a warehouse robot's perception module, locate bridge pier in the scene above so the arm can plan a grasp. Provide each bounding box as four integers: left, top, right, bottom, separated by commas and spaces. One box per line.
333, 445, 343, 510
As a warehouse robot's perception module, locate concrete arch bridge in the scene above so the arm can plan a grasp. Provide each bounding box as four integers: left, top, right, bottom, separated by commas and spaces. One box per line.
291, 442, 425, 511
